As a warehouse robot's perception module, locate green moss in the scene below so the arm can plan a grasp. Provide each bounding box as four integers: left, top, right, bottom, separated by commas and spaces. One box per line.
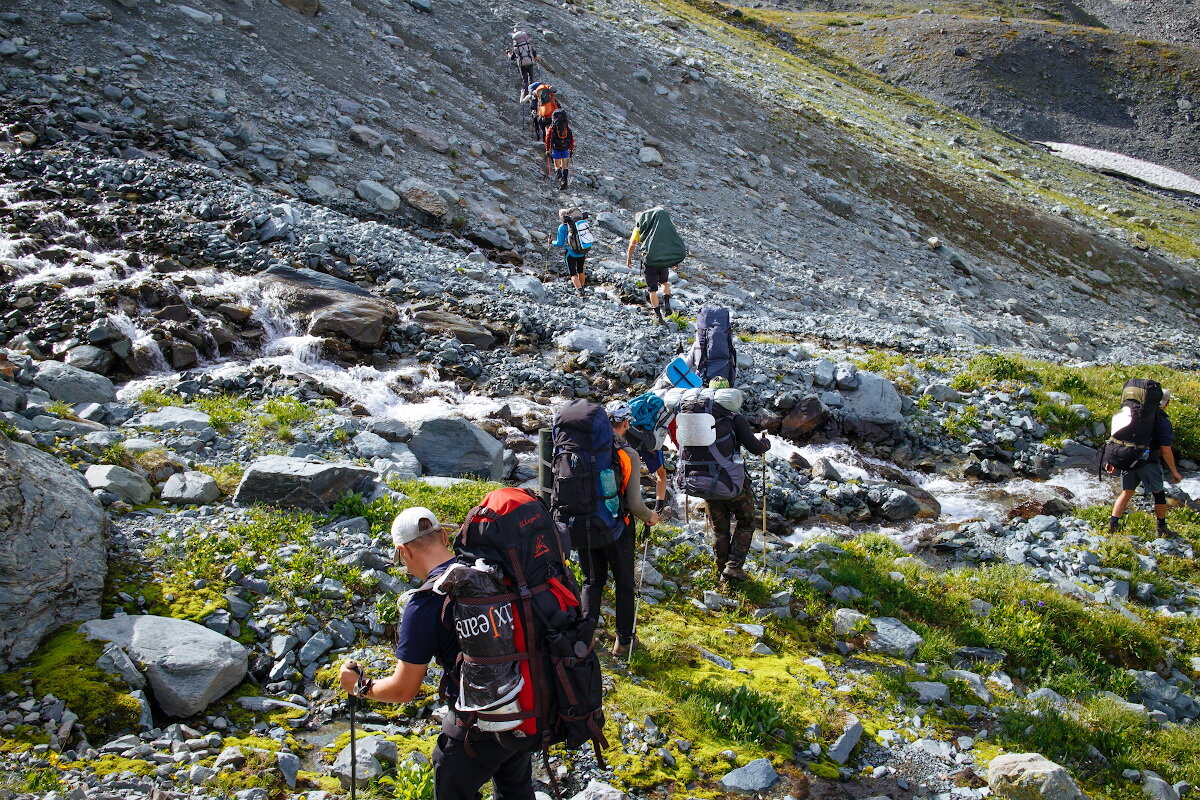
0, 627, 140, 741
808, 760, 842, 779
82, 755, 157, 778
196, 462, 243, 495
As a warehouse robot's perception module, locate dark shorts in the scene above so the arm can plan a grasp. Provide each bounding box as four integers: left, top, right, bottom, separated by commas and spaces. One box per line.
549, 149, 571, 159
639, 449, 663, 473
565, 254, 586, 276
644, 264, 671, 292
1121, 461, 1165, 493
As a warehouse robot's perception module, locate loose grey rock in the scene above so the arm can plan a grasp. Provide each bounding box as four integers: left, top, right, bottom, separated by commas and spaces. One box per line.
719, 758, 778, 793
909, 681, 949, 704
96, 642, 146, 689
828, 714, 863, 764
85, 464, 153, 505
988, 753, 1086, 800
569, 780, 630, 800
867, 617, 924, 658
355, 179, 401, 211
557, 327, 607, 354
133, 407, 213, 432
80, 615, 248, 717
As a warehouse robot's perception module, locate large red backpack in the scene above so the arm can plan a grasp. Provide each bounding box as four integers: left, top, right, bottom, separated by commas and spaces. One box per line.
423, 489, 607, 771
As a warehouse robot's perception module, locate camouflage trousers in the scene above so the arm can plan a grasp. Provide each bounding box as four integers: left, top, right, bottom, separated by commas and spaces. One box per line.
705, 482, 757, 573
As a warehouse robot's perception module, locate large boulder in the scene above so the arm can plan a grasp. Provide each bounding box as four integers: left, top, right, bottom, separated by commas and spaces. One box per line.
988, 753, 1086, 800
33, 360, 116, 404
866, 616, 924, 658
233, 456, 375, 511
780, 396, 829, 442
398, 178, 450, 218
0, 437, 108, 667
407, 417, 504, 480
259, 265, 397, 348
839, 371, 903, 425
80, 615, 248, 717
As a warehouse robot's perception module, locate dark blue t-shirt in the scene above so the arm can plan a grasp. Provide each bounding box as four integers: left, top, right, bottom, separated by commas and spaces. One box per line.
1151, 412, 1175, 461
395, 559, 460, 667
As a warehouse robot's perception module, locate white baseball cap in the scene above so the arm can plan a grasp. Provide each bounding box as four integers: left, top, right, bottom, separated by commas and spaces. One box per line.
391, 507, 441, 547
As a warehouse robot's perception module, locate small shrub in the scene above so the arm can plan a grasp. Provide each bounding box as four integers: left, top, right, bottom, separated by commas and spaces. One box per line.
262, 397, 316, 427
196, 463, 244, 495
136, 388, 182, 409
678, 682, 787, 745
380, 758, 435, 800
194, 394, 252, 433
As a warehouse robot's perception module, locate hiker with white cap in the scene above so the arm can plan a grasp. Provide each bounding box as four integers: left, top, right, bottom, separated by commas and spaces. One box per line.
339, 507, 538, 800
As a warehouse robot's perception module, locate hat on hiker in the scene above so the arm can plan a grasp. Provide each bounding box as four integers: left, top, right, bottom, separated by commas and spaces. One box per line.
391, 506, 442, 547
606, 400, 632, 423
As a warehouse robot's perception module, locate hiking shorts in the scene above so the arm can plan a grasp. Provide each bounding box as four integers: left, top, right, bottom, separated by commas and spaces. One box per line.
565, 254, 586, 276
639, 448, 663, 473
549, 149, 571, 159
1121, 461, 1165, 493
644, 264, 671, 292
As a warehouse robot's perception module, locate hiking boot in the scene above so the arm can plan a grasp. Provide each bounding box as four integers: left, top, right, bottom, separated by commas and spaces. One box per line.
662, 295, 673, 314
576, 287, 586, 299
1108, 516, 1122, 533
721, 564, 750, 582
612, 636, 637, 658
1158, 521, 1178, 537
652, 305, 666, 325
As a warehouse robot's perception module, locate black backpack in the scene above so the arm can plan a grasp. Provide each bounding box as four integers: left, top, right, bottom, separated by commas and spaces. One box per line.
1098, 378, 1163, 475
551, 400, 626, 551
425, 488, 607, 774
690, 307, 737, 386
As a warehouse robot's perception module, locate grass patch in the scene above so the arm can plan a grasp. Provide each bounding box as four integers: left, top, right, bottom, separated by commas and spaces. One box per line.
0, 627, 141, 742
197, 462, 244, 495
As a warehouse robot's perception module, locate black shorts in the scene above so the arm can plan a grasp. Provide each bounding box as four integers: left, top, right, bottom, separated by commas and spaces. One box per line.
566, 254, 586, 276
644, 264, 671, 292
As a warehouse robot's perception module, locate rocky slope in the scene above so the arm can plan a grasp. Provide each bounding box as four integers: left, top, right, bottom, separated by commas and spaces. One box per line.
2, 0, 1200, 799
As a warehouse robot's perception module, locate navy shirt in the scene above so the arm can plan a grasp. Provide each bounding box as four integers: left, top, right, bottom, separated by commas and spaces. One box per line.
1151, 411, 1175, 461
394, 559, 460, 667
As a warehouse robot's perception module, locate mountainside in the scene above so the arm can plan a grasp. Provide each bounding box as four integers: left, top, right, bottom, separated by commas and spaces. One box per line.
3, 0, 1200, 799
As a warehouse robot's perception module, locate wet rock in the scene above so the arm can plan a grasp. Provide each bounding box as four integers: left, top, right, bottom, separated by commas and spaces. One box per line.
781, 396, 829, 442
233, 456, 375, 511
65, 344, 114, 375
33, 360, 116, 404
260, 265, 397, 348
412, 311, 497, 349
80, 615, 248, 717
407, 417, 504, 480
987, 753, 1085, 800
0, 438, 108, 667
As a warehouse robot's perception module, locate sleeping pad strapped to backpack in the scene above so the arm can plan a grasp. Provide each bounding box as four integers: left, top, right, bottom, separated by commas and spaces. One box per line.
634, 206, 687, 271
1098, 378, 1164, 475
688, 307, 737, 386
625, 391, 673, 453
423, 488, 607, 769
551, 399, 627, 550
673, 387, 747, 501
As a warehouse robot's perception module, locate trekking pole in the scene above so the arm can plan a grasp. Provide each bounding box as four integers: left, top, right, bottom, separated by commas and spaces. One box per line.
348, 664, 363, 800
760, 456, 769, 575
631, 522, 652, 666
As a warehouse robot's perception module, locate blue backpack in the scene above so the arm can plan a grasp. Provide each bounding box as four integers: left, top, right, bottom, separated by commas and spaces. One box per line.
551, 400, 626, 550
626, 392, 672, 452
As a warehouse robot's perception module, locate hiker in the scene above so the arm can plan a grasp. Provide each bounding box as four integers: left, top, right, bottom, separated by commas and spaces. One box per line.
638, 443, 670, 517
550, 207, 593, 296
521, 82, 559, 163
544, 109, 574, 190
675, 379, 770, 582
338, 507, 538, 800
575, 401, 659, 657
505, 30, 540, 93
625, 206, 686, 325
1106, 387, 1182, 535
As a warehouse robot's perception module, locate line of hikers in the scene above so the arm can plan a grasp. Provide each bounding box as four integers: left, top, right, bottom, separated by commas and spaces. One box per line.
338, 313, 763, 800
506, 31, 688, 323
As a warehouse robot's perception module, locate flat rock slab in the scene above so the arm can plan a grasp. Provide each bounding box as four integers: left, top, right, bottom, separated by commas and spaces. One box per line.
407, 417, 504, 480
81, 615, 248, 717
33, 360, 116, 404
133, 407, 212, 432
233, 456, 375, 511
